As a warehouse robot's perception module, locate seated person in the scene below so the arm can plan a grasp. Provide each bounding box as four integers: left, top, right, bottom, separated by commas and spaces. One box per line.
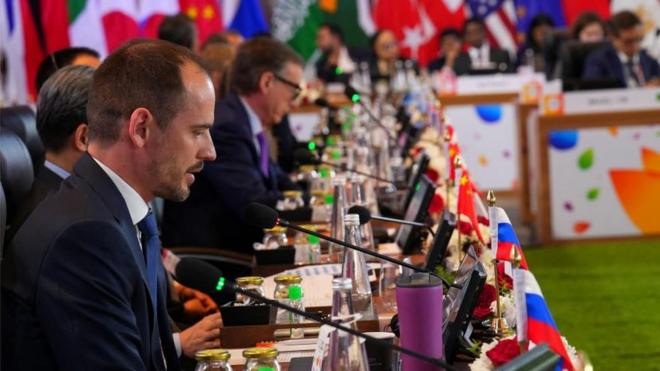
454, 18, 513, 75
14, 62, 221, 361
427, 28, 462, 74
158, 13, 199, 53
35, 46, 101, 92
162, 37, 302, 253
571, 12, 607, 43
315, 23, 356, 83
516, 14, 554, 72
367, 29, 418, 84
583, 10, 660, 87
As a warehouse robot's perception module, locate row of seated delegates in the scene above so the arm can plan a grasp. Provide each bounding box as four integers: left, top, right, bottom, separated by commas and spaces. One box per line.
161, 36, 303, 254
2, 40, 218, 370
315, 22, 357, 84
427, 17, 513, 75
582, 10, 660, 88
4, 47, 222, 367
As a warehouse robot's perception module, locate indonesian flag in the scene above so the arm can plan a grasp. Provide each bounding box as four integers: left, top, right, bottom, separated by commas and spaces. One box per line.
513, 268, 574, 371
491, 206, 528, 269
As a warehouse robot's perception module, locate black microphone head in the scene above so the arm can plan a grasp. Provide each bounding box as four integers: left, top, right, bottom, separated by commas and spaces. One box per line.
245, 202, 279, 229
294, 148, 319, 165
347, 205, 371, 225
343, 84, 361, 103
313, 97, 330, 108
175, 258, 228, 295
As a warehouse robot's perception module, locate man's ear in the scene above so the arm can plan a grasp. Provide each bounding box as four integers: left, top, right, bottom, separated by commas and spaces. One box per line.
127, 107, 153, 148
73, 123, 88, 152
259, 71, 274, 95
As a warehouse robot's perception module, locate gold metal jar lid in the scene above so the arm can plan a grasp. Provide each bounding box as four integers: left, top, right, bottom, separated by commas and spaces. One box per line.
236, 276, 264, 286
283, 190, 303, 198
243, 347, 278, 359
264, 226, 287, 234
195, 349, 230, 361
273, 273, 302, 284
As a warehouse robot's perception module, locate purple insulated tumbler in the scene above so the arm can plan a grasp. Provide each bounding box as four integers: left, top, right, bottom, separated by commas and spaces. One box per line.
395, 272, 444, 371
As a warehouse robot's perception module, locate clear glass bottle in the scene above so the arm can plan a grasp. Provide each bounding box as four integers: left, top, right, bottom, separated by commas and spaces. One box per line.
330, 176, 348, 263
287, 285, 304, 339
243, 347, 281, 371
273, 274, 304, 324
322, 278, 370, 371
262, 226, 288, 250
349, 175, 376, 253
234, 276, 265, 306
194, 349, 232, 371
341, 214, 374, 316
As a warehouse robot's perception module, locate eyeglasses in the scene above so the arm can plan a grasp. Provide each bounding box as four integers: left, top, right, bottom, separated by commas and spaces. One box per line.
273, 73, 302, 101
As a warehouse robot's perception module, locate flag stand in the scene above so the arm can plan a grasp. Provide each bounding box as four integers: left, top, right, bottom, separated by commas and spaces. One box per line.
487, 190, 508, 337
510, 247, 528, 353
455, 156, 463, 262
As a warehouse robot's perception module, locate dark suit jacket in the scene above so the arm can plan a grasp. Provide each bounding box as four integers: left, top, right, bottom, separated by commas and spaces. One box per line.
582, 45, 660, 87
6, 166, 63, 244
427, 56, 449, 74
161, 92, 297, 252
454, 46, 513, 75
1, 153, 180, 371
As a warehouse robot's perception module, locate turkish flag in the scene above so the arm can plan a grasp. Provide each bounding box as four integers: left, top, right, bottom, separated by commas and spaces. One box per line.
372, 0, 465, 66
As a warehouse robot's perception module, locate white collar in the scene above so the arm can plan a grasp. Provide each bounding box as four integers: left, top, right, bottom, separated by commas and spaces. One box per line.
44, 160, 70, 179
239, 96, 263, 136
92, 157, 149, 225
337, 47, 356, 73
618, 51, 640, 65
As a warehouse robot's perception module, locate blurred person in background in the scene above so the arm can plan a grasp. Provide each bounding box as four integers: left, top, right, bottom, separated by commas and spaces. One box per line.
201, 43, 235, 100
583, 10, 660, 87
516, 14, 555, 72
571, 12, 607, 43
427, 28, 463, 73
315, 23, 356, 83
35, 47, 101, 93
158, 13, 199, 53
454, 18, 512, 75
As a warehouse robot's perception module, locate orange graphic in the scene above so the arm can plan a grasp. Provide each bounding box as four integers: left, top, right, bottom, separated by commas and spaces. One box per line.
610, 148, 660, 234
608, 127, 618, 137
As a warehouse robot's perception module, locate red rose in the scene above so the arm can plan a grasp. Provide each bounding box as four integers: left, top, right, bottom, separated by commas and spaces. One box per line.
428, 193, 444, 214
458, 220, 474, 235
497, 262, 513, 290
486, 338, 521, 366
472, 283, 497, 319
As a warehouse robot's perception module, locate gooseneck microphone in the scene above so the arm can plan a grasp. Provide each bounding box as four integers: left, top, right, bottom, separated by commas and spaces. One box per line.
294, 148, 396, 185
347, 205, 435, 237
343, 84, 395, 141
244, 203, 457, 289
175, 258, 456, 371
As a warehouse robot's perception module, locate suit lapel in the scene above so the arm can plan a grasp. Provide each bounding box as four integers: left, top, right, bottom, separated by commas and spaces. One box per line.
73, 154, 152, 308
228, 93, 270, 181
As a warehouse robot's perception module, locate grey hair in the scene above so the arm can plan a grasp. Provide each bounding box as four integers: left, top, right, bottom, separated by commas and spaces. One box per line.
37, 65, 95, 152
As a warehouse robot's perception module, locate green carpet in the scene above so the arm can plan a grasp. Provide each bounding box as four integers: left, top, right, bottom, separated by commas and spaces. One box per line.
525, 240, 660, 371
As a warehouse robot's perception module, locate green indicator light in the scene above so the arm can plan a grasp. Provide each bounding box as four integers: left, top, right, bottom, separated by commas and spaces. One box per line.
351, 94, 360, 103
308, 141, 316, 151
335, 67, 344, 75
320, 168, 329, 178
415, 183, 421, 192
216, 277, 225, 291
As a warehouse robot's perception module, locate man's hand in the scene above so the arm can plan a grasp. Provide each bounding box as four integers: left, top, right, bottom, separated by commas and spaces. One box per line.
175, 283, 219, 320
179, 312, 223, 358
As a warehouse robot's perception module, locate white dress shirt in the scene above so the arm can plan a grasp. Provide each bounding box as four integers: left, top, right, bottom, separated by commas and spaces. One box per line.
239, 96, 265, 156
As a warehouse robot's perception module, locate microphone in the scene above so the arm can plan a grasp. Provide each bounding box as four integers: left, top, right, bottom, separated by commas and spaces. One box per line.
175, 258, 456, 371
347, 205, 435, 237
313, 97, 338, 110
244, 203, 457, 288
343, 84, 394, 141
293, 148, 396, 185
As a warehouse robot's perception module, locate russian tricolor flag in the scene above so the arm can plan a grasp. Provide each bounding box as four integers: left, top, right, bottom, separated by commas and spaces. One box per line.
492, 207, 528, 269
514, 269, 574, 371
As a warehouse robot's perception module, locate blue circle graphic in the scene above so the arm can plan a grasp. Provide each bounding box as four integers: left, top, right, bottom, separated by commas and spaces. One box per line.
549, 130, 579, 150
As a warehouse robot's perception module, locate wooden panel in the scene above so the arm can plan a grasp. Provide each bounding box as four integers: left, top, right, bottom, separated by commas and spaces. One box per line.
438, 93, 519, 105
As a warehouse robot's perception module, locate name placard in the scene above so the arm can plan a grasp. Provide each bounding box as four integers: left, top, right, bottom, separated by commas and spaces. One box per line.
456, 73, 545, 94
562, 88, 660, 114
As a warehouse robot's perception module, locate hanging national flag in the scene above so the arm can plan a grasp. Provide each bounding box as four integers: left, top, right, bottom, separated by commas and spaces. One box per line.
180, 0, 222, 45
138, 0, 179, 39
514, 0, 609, 36
466, 0, 518, 52
69, 0, 109, 57
224, 0, 268, 39
492, 206, 528, 269
445, 124, 461, 183
457, 171, 487, 244
513, 268, 574, 371
40, 0, 70, 53
373, 0, 465, 66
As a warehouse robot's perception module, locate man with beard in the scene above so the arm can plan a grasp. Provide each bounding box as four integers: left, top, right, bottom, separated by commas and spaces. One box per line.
315, 23, 357, 83
1, 39, 216, 371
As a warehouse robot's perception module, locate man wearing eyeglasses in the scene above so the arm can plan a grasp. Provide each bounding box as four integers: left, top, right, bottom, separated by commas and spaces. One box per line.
583, 10, 660, 88
161, 37, 303, 253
